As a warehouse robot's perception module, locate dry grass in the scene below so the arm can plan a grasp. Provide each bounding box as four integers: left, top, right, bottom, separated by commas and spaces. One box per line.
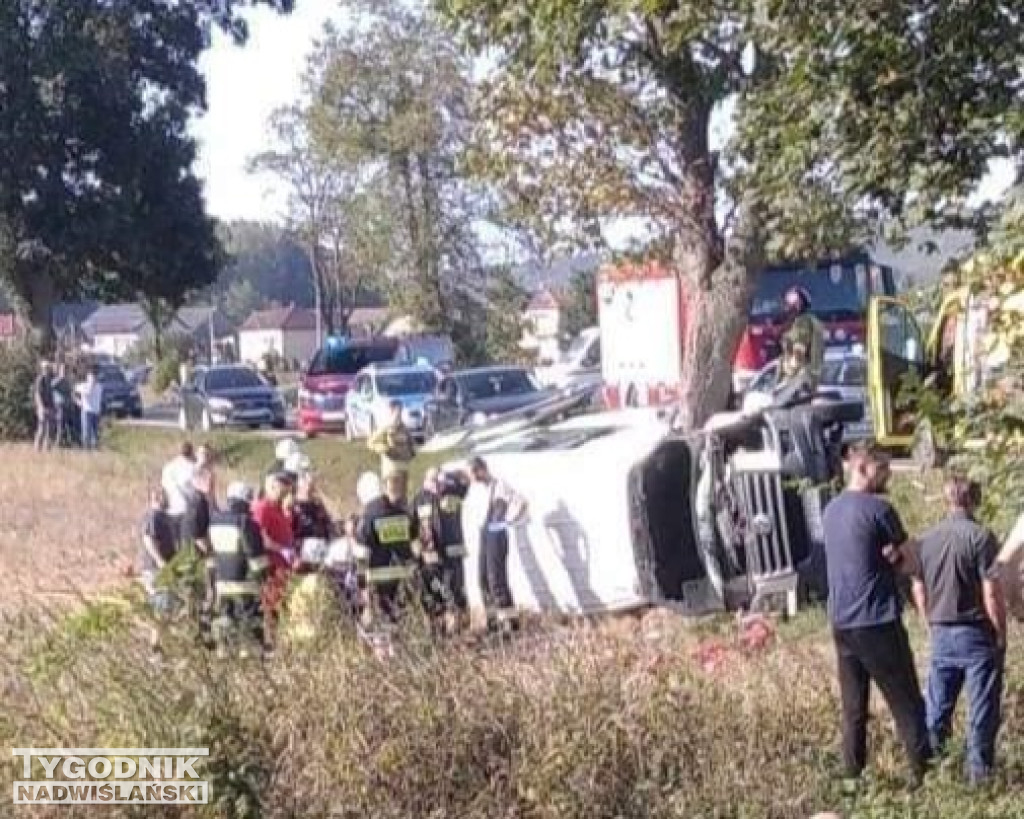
2, 430, 1024, 818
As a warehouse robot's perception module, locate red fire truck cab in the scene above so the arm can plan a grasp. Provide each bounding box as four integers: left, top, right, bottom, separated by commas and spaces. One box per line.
599, 254, 897, 409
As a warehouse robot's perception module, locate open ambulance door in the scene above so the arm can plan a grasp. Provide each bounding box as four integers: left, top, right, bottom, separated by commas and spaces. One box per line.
866, 297, 928, 448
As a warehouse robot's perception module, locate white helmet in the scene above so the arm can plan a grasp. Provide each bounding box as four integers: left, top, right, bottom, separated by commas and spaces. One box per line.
226, 481, 253, 504
356, 471, 382, 506
285, 452, 312, 476
275, 438, 300, 462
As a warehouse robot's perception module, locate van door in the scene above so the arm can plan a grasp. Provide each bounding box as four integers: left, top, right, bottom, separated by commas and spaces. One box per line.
866, 297, 927, 447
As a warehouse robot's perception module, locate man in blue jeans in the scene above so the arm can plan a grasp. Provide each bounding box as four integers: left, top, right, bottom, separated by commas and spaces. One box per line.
912, 476, 1008, 784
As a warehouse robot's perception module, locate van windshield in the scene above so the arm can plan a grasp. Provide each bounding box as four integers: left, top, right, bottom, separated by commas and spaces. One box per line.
376, 371, 438, 396
308, 344, 395, 376
750, 264, 873, 323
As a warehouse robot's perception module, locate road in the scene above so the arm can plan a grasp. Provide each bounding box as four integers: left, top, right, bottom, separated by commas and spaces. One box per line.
118, 403, 300, 439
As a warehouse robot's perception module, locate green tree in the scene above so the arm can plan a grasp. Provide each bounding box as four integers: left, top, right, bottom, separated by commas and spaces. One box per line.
306, 1, 484, 334
211, 221, 315, 309
562, 270, 598, 341
436, 0, 1022, 428
221, 278, 264, 327
0, 0, 293, 344
483, 268, 532, 364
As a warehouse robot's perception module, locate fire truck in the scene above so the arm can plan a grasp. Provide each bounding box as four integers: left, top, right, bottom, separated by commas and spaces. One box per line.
599, 253, 898, 409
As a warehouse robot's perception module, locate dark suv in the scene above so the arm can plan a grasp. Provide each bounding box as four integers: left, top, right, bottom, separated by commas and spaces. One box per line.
97, 364, 143, 418
178, 365, 286, 432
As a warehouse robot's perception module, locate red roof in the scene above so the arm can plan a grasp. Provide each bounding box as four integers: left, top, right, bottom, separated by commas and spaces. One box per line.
240, 306, 318, 332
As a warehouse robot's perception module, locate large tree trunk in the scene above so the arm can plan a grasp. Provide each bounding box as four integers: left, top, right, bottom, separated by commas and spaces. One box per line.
26, 269, 57, 353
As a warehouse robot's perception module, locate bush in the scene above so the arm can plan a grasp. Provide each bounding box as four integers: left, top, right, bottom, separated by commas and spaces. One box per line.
151, 351, 183, 395
0, 340, 38, 441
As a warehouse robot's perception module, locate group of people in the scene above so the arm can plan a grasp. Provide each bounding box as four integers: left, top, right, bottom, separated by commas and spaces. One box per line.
823, 443, 1010, 786
33, 359, 104, 451
139, 422, 528, 659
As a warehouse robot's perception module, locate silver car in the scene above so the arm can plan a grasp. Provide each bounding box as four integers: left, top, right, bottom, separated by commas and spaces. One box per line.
742, 347, 872, 441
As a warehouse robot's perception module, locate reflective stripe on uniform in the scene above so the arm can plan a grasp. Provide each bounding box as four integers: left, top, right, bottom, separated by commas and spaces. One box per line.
365, 565, 416, 583
417, 505, 433, 520
439, 496, 462, 514
248, 556, 269, 573
445, 544, 466, 558
373, 515, 412, 545
352, 544, 371, 561
423, 551, 441, 565
215, 580, 260, 596
210, 526, 242, 555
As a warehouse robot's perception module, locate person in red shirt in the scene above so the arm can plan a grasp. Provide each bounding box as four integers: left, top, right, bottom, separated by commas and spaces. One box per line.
252, 472, 296, 630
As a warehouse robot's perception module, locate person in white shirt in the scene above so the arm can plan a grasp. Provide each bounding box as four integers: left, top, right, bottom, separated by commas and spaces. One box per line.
466, 456, 527, 634
161, 441, 197, 543
75, 367, 104, 450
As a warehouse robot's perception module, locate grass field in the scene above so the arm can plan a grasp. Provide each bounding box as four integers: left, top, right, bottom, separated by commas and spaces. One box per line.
0, 428, 1022, 818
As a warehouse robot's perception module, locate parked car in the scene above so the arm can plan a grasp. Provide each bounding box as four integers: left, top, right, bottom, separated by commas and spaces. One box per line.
96, 364, 143, 418
741, 346, 872, 440
298, 337, 400, 436
424, 365, 554, 438
178, 365, 286, 432
344, 364, 439, 441
392, 334, 455, 371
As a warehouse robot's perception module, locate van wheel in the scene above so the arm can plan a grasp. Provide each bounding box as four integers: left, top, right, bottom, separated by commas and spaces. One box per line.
912, 422, 945, 471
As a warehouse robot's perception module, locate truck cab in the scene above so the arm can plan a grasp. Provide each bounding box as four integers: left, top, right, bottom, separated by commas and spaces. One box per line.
865, 286, 1022, 465
733, 256, 897, 393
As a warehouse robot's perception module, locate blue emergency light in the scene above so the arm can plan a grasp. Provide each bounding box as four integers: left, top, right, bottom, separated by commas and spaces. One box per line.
325, 335, 348, 349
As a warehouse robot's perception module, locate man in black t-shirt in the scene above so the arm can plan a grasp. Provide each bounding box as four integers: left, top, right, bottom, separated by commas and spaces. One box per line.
822, 444, 930, 783
138, 487, 179, 653
33, 360, 56, 452
912, 477, 1007, 783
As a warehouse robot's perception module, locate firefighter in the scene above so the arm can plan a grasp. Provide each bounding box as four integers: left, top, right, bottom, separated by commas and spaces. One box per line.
367, 400, 416, 502
412, 468, 445, 621
356, 471, 419, 625
435, 469, 471, 631
208, 481, 269, 659
773, 286, 825, 406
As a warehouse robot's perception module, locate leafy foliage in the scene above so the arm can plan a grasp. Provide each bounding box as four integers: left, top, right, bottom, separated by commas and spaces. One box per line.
924, 197, 1023, 531
0, 0, 293, 339
483, 268, 532, 364
561, 269, 598, 341
0, 340, 38, 441
434, 0, 1022, 427
298, 2, 487, 335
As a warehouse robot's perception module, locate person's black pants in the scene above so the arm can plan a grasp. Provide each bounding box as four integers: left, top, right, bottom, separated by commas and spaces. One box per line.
833, 621, 931, 780
479, 530, 514, 626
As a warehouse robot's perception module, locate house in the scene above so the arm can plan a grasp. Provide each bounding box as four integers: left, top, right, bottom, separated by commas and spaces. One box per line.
83, 303, 230, 359
238, 306, 319, 366
0, 296, 98, 345
521, 288, 564, 363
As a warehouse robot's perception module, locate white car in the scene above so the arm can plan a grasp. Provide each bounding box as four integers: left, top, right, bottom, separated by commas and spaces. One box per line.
742, 347, 872, 441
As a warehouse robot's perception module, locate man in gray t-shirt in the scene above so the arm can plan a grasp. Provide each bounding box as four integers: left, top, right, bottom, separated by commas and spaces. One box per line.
912, 476, 1008, 783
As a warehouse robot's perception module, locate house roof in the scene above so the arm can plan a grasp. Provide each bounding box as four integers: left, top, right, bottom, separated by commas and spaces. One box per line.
348, 307, 389, 328
83, 304, 149, 336
83, 303, 226, 337
240, 306, 318, 332
527, 288, 561, 312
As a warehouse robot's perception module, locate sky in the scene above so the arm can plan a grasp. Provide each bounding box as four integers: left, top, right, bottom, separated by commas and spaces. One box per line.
194, 3, 1016, 229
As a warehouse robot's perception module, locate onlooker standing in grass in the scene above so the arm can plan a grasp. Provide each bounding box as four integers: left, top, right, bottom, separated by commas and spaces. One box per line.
32, 359, 56, 452
822, 443, 931, 785
75, 367, 103, 450
911, 477, 1007, 784
162, 441, 197, 544
51, 363, 73, 447
139, 485, 179, 655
